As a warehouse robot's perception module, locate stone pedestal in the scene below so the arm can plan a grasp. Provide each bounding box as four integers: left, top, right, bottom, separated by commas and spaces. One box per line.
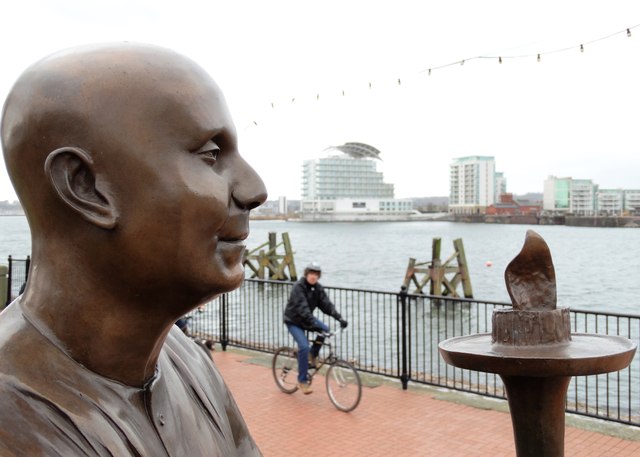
439, 333, 636, 457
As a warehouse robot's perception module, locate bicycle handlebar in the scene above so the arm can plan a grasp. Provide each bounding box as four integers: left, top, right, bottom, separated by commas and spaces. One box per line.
314, 329, 346, 338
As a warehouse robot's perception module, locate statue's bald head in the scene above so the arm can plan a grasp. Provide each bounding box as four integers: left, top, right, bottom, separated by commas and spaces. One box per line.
3, 41, 266, 313
1, 42, 225, 236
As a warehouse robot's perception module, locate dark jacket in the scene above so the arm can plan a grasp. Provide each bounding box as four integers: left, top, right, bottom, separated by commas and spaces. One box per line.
283, 278, 342, 330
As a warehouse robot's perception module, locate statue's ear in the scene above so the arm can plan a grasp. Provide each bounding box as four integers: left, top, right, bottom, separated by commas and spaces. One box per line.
44, 147, 118, 229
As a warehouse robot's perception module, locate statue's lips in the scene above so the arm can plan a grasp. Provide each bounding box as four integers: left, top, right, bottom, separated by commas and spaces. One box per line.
217, 234, 248, 252
217, 215, 250, 247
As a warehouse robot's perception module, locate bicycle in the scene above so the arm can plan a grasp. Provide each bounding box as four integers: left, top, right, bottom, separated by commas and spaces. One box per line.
272, 331, 362, 412
176, 313, 216, 360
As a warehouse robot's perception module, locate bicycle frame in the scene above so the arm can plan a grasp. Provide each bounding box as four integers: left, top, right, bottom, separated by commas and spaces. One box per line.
272, 329, 362, 412
307, 332, 339, 375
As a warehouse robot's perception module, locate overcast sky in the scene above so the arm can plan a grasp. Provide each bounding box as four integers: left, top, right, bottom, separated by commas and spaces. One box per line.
2, 1, 640, 201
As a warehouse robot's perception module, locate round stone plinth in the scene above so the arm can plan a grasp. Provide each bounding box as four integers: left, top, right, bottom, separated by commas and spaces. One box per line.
439, 333, 636, 377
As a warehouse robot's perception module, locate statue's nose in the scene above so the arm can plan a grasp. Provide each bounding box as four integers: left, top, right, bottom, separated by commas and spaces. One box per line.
230, 157, 268, 210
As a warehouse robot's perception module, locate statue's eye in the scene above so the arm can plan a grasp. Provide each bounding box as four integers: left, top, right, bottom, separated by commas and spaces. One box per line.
193, 141, 220, 166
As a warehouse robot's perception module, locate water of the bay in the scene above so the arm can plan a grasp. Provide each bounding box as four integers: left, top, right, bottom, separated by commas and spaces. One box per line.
248, 220, 640, 315
1, 215, 638, 315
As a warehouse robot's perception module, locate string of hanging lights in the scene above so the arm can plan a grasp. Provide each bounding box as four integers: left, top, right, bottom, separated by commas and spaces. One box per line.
421, 24, 638, 74
250, 23, 639, 126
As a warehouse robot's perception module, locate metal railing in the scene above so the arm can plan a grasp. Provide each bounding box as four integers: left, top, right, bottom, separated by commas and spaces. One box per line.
187, 278, 639, 427
4, 258, 638, 427
3, 256, 30, 307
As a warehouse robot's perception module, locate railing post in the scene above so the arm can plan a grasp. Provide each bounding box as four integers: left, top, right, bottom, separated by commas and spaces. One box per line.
220, 293, 229, 351
25, 256, 31, 283
0, 263, 8, 310
399, 286, 409, 390
6, 255, 13, 307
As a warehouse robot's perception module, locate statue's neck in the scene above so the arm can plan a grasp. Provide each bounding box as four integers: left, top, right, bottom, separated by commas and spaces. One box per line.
19, 284, 173, 388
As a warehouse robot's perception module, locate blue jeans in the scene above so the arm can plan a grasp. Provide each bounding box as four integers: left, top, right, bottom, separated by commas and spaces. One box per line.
286, 319, 329, 383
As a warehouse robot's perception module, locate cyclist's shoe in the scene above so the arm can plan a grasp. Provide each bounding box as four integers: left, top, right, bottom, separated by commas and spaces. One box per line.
308, 355, 317, 368
298, 381, 313, 395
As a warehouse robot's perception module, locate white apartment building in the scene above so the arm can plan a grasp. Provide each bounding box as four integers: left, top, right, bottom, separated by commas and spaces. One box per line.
301, 143, 414, 221
597, 189, 640, 215
596, 189, 624, 215
543, 176, 571, 212
277, 196, 288, 214
570, 179, 597, 215
544, 176, 597, 215
544, 176, 640, 215
624, 190, 640, 214
449, 156, 497, 214
495, 172, 507, 203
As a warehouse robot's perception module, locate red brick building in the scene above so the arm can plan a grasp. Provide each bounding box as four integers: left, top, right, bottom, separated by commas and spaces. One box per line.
486, 193, 541, 216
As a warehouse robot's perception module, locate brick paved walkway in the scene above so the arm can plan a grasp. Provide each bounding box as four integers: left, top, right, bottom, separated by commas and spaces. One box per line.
213, 348, 640, 456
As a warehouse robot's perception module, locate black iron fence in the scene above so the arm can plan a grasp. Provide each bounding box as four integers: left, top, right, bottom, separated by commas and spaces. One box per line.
186, 278, 639, 427
3, 256, 30, 307
3, 259, 638, 427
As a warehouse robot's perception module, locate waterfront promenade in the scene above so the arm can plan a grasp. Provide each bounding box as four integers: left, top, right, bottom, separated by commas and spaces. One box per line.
214, 348, 640, 457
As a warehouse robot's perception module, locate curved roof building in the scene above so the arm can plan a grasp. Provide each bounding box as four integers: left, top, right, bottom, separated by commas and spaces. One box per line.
325, 142, 382, 160
301, 143, 414, 221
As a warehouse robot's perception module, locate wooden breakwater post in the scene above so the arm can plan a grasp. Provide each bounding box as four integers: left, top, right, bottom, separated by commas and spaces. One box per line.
243, 232, 298, 281
402, 237, 473, 298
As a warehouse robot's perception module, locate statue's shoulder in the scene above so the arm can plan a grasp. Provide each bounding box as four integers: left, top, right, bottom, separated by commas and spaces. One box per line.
163, 326, 231, 402
0, 302, 41, 372
164, 325, 220, 380
0, 306, 86, 455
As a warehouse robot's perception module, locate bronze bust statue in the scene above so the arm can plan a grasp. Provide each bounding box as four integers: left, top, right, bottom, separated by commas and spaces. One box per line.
0, 43, 267, 456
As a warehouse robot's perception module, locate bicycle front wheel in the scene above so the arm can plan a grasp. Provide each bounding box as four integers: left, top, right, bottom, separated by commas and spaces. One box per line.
325, 360, 362, 412
272, 347, 299, 394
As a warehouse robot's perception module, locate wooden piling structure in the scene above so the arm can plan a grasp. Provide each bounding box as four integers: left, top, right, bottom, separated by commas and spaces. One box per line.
402, 237, 473, 298
244, 232, 298, 281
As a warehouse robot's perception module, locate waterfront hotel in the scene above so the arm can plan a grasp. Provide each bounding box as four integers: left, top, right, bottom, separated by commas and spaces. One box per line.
300, 142, 414, 221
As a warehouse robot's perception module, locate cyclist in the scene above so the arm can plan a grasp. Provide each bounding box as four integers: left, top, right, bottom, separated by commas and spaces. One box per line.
283, 262, 348, 394
175, 304, 206, 334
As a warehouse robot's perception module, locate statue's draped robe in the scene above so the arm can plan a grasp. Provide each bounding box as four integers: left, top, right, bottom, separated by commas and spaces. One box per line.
0, 301, 261, 457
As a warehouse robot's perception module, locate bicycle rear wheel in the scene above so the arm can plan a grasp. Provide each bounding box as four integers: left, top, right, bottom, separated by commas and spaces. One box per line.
325, 360, 362, 412
272, 347, 299, 394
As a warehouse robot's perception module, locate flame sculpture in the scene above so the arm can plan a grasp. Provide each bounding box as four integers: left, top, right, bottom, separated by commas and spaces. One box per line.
439, 230, 636, 457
